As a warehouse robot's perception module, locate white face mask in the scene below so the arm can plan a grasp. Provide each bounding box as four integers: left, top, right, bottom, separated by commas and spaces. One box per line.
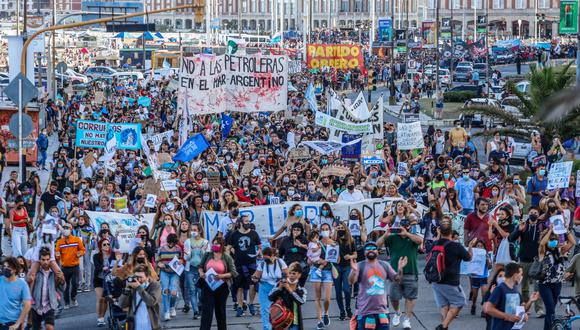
191, 231, 199, 238
321, 230, 330, 238
287, 278, 299, 284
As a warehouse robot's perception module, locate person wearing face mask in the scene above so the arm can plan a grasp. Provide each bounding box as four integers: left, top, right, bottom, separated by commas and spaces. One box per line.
55, 223, 86, 309
526, 165, 550, 207
199, 237, 238, 330
508, 206, 545, 317
0, 257, 32, 330
337, 176, 365, 202
183, 223, 208, 320
464, 198, 492, 251
318, 178, 338, 202
488, 207, 516, 263
225, 215, 262, 317
310, 223, 335, 329
272, 204, 311, 244
267, 262, 307, 330
453, 169, 478, 216
311, 203, 337, 230
537, 226, 576, 330
251, 247, 288, 330
7, 196, 30, 257
118, 264, 163, 330
348, 241, 407, 330
156, 233, 183, 321
449, 120, 468, 148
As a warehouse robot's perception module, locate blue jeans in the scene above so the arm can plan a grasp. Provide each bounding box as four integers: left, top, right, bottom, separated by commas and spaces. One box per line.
333, 264, 352, 313
539, 282, 561, 330
184, 268, 201, 313
258, 282, 275, 330
160, 270, 180, 314
37, 149, 47, 167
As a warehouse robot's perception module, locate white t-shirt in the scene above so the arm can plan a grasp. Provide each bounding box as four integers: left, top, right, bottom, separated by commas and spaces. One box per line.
258, 258, 287, 285
135, 291, 152, 330
338, 189, 365, 202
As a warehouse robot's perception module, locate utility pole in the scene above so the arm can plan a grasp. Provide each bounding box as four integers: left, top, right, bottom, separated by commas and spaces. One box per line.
485, 0, 489, 97
237, 0, 241, 37
449, 2, 454, 88
280, 0, 284, 42
435, 0, 440, 96
389, 0, 395, 105
473, 0, 477, 40
370, 0, 376, 49
51, 0, 56, 99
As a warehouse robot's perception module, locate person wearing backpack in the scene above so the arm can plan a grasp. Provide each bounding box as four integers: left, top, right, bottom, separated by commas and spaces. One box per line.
268, 262, 307, 330
348, 241, 407, 330
251, 247, 288, 330
183, 223, 208, 320
427, 217, 473, 330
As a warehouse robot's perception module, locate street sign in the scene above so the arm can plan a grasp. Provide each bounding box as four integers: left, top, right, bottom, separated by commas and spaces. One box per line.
3, 73, 38, 108
56, 62, 67, 74
7, 139, 34, 149
9, 113, 33, 138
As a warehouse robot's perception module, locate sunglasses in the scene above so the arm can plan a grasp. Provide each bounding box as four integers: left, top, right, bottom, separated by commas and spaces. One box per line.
102, 243, 110, 246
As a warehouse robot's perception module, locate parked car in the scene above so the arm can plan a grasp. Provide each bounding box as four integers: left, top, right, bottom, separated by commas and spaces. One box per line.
112, 71, 144, 81
473, 63, 492, 80
84, 66, 118, 80
459, 98, 503, 127
446, 84, 483, 97
453, 66, 473, 82
515, 80, 530, 94
456, 61, 474, 70
439, 69, 451, 86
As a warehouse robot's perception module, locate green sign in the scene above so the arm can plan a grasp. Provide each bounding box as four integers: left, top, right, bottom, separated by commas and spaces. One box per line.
560, 0, 578, 34
397, 46, 407, 52
477, 27, 487, 33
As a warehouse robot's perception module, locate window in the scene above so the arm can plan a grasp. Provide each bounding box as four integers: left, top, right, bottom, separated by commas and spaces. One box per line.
428, 0, 435, 9
242, 0, 247, 13
260, 0, 265, 12
493, 0, 503, 8
538, 0, 548, 8
515, 0, 525, 8
471, 0, 482, 9
452, 0, 460, 9
341, 0, 348, 11
355, 0, 362, 11
251, 0, 256, 12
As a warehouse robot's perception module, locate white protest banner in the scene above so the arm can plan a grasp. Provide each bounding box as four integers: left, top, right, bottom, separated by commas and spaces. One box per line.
201, 197, 427, 240
178, 54, 227, 115
301, 138, 362, 155
397, 121, 425, 150
348, 92, 371, 120
225, 53, 288, 112
460, 248, 487, 276
315, 111, 372, 134
86, 211, 156, 253
161, 179, 178, 191
550, 215, 567, 234
361, 96, 384, 152
144, 130, 174, 152
547, 161, 573, 190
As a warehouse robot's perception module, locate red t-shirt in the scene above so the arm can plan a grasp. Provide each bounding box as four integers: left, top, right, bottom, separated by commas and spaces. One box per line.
464, 212, 492, 251
574, 206, 580, 222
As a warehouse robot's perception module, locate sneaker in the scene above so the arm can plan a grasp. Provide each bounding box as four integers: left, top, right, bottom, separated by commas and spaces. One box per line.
346, 308, 353, 318
236, 307, 244, 317
248, 303, 256, 316
72, 299, 79, 307
84, 287, 91, 292
63, 305, 70, 310
193, 312, 200, 320
242, 303, 248, 311
97, 318, 106, 327
164, 312, 171, 321
471, 304, 476, 315
233, 302, 238, 311
316, 321, 325, 329
77, 288, 83, 293
391, 312, 401, 327
323, 314, 330, 326
537, 310, 545, 318
402, 317, 411, 329
182, 304, 191, 313
170, 307, 176, 317
339, 312, 346, 321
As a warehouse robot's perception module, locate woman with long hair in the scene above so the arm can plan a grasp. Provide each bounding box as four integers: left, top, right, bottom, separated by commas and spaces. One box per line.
199, 236, 238, 330
278, 222, 309, 286
136, 225, 156, 262
311, 203, 336, 230
93, 238, 115, 327
446, 188, 463, 215
310, 223, 335, 329
184, 223, 208, 319
252, 247, 288, 330
271, 204, 311, 244
420, 202, 444, 253
157, 233, 183, 321
154, 213, 178, 248
113, 246, 158, 281
332, 222, 357, 320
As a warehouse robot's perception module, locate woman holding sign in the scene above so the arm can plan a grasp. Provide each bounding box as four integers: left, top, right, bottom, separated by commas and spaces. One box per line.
199, 236, 238, 330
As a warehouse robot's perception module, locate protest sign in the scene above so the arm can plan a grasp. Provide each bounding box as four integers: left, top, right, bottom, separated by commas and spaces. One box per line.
315, 111, 372, 134
325, 245, 340, 263
396, 121, 425, 150
161, 179, 178, 191
348, 220, 361, 236
168, 256, 184, 276
178, 53, 288, 114
142, 178, 161, 197
75, 120, 142, 150
144, 130, 174, 151
144, 194, 157, 208
576, 170, 580, 196
178, 54, 227, 115
460, 248, 487, 276
201, 197, 427, 240
301, 139, 362, 155
138, 96, 151, 107
320, 164, 352, 177
288, 59, 302, 74
288, 147, 311, 160
550, 214, 567, 234
204, 268, 224, 291
397, 162, 408, 176
341, 134, 362, 162
83, 152, 95, 168
86, 211, 155, 253
306, 44, 365, 71
547, 161, 573, 189
361, 156, 384, 165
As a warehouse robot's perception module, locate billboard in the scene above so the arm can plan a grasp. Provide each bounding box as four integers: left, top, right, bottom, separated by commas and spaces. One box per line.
306, 44, 365, 70
560, 0, 578, 34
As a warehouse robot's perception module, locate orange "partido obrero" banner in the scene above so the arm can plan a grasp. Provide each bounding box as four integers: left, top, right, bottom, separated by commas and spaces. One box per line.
306, 44, 365, 70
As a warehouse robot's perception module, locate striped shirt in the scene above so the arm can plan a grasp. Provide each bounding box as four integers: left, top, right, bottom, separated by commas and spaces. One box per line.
157, 245, 182, 273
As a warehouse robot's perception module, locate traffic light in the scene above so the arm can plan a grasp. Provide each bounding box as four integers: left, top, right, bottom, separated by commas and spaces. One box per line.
368, 70, 377, 91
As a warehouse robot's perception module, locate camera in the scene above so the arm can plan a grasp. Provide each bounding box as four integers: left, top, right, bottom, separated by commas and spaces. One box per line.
127, 275, 137, 283
390, 228, 401, 234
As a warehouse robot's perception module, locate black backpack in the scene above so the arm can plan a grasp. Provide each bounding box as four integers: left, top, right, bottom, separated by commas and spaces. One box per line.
423, 240, 452, 283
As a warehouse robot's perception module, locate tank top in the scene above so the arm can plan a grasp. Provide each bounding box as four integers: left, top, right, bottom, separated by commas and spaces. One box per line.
206, 258, 226, 275
12, 208, 28, 227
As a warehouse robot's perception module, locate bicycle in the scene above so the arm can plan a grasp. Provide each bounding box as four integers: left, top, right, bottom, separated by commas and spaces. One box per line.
551, 296, 580, 330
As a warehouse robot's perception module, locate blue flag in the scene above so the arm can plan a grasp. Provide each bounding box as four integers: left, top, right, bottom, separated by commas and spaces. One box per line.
221, 113, 233, 140
305, 83, 318, 112
172, 134, 210, 163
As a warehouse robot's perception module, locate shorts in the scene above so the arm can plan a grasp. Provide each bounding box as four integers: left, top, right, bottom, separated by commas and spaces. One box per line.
31, 309, 55, 327
470, 277, 488, 289
309, 268, 333, 283
234, 264, 257, 290
389, 274, 418, 300
93, 277, 104, 288
432, 283, 467, 309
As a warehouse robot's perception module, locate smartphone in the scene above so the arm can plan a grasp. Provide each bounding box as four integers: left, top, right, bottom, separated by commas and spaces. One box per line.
390, 228, 401, 234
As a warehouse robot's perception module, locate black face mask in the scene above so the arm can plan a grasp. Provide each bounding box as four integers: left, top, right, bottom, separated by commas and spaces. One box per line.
548, 206, 557, 213
322, 182, 330, 187
264, 258, 273, 264
231, 209, 240, 217
347, 185, 355, 191
528, 214, 538, 222
242, 223, 251, 230
337, 230, 346, 237
136, 257, 146, 264
350, 215, 358, 220
249, 193, 257, 199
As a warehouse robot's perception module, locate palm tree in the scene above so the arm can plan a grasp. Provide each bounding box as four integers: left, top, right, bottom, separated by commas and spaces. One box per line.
462, 61, 579, 140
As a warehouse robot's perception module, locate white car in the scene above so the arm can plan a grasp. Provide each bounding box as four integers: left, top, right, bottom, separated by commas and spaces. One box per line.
508, 136, 532, 163
65, 69, 88, 83
438, 69, 451, 86
515, 80, 530, 94
112, 71, 144, 81
84, 66, 118, 80
456, 61, 474, 70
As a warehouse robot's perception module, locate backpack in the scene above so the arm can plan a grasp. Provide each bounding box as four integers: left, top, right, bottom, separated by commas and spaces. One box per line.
423, 240, 452, 283
269, 298, 294, 330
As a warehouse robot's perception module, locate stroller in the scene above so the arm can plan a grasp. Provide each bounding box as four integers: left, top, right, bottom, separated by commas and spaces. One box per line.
104, 273, 127, 330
